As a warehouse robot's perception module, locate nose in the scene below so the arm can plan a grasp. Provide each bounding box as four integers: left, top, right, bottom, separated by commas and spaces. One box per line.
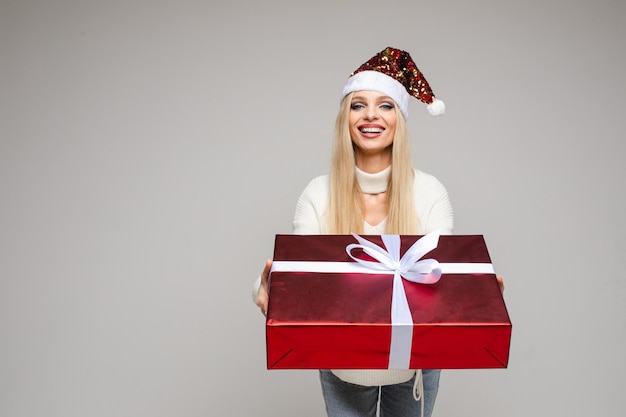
365, 105, 379, 120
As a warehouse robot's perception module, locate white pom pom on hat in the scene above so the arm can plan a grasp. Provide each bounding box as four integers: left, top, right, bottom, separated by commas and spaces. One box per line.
427, 98, 446, 117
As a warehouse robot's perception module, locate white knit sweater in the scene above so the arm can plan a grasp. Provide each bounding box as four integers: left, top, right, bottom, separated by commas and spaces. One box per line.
256, 167, 453, 386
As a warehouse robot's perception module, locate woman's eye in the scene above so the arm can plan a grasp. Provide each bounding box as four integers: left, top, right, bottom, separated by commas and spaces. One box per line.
350, 103, 365, 110
380, 103, 395, 110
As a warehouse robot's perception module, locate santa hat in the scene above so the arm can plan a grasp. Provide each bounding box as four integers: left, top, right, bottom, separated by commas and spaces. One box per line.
342, 47, 445, 118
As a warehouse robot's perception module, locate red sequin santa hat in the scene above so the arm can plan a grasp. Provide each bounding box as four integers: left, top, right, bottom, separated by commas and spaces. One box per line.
342, 47, 445, 118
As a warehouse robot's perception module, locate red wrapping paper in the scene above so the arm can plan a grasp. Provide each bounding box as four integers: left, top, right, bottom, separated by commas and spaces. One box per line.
266, 234, 511, 370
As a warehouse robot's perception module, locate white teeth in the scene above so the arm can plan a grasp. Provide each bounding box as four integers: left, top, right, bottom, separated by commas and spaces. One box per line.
360, 127, 383, 133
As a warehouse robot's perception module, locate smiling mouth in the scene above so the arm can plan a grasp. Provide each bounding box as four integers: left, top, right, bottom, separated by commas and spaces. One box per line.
359, 127, 384, 134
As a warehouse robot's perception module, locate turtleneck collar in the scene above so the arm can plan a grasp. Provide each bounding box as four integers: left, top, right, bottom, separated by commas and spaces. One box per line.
355, 165, 391, 194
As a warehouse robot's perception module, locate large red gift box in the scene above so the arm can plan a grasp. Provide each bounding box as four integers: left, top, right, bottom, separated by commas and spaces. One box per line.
266, 233, 511, 370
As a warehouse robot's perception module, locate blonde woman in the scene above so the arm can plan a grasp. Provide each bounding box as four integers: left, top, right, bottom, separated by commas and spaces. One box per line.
254, 47, 499, 417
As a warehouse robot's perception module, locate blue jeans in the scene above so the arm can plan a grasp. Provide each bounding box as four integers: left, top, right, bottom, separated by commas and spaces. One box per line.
319, 370, 441, 417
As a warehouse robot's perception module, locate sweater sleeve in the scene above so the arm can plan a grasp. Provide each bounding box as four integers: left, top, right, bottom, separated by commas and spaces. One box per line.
291, 175, 329, 234
252, 175, 328, 302
414, 170, 454, 235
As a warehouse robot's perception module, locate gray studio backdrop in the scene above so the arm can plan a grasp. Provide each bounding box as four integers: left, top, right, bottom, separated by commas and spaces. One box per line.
1, 1, 624, 416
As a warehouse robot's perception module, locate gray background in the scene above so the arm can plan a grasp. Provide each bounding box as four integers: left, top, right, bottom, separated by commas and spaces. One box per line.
1, 0, 624, 416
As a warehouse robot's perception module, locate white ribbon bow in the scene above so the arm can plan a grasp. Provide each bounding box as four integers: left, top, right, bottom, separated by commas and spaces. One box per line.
346, 230, 442, 369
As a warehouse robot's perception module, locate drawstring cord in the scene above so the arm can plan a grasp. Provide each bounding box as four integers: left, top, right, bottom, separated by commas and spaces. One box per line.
413, 369, 424, 417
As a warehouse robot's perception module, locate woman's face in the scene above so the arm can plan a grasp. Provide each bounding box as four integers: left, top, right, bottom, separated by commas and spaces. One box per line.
348, 90, 397, 162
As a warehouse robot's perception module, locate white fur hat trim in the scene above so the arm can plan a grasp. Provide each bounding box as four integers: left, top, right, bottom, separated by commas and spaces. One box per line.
342, 71, 410, 119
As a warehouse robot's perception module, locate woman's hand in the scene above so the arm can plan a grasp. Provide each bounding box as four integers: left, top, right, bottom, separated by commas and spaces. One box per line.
255, 259, 272, 316
497, 276, 505, 294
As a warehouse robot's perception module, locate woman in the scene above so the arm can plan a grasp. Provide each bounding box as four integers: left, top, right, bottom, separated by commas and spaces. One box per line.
255, 47, 500, 417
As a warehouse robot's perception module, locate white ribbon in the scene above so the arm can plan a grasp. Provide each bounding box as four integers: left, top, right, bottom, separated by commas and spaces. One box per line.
346, 230, 442, 369
270, 231, 495, 369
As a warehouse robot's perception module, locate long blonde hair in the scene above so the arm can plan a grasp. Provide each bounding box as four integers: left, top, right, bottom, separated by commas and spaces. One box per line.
327, 93, 418, 234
